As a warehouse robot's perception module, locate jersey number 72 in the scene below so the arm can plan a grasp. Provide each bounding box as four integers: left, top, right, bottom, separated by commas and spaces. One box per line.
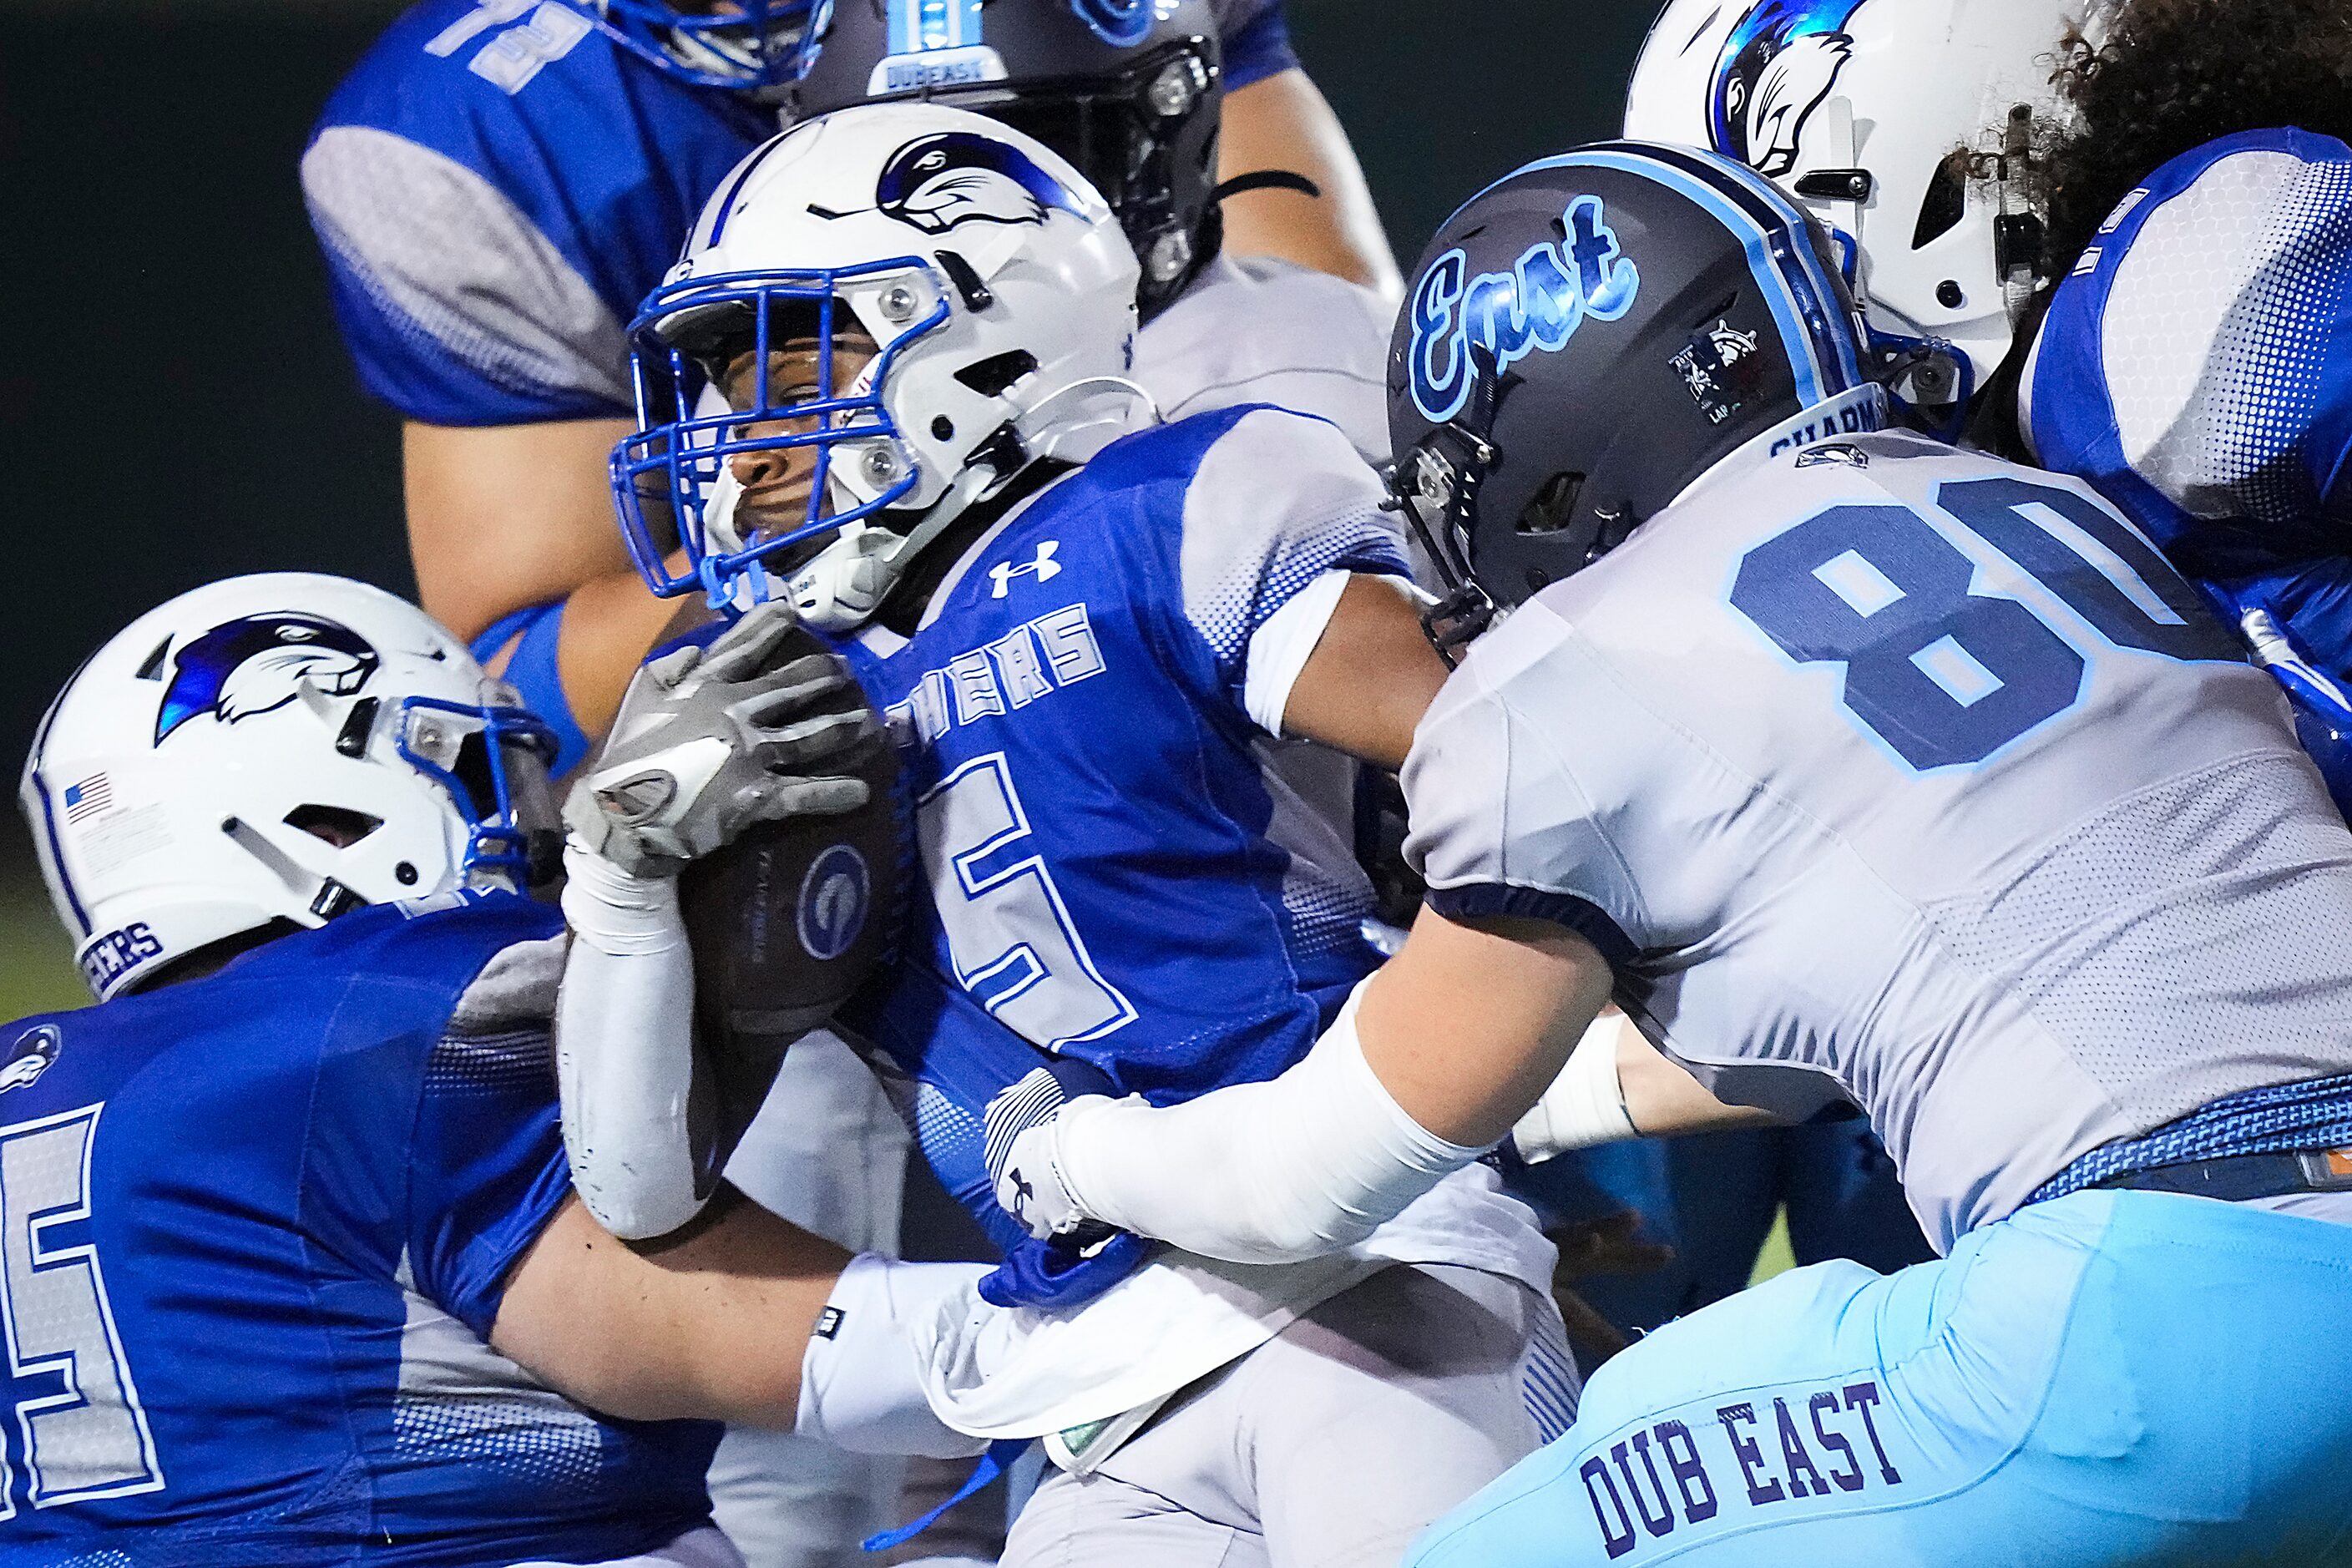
1729, 474, 2243, 770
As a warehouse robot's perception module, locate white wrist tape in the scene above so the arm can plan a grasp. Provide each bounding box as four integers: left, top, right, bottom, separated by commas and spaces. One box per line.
797, 1254, 991, 1459
1050, 979, 1486, 1264
560, 840, 684, 956
556, 840, 704, 1240
1509, 1010, 1638, 1165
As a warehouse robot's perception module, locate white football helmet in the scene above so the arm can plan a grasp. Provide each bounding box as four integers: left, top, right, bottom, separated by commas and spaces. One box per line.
20, 574, 559, 1001
611, 102, 1149, 632
1625, 0, 2112, 397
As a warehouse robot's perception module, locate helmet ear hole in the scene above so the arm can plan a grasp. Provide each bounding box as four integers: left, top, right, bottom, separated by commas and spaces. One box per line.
1912, 151, 1970, 250
281, 805, 384, 849
954, 350, 1040, 397
1517, 473, 1587, 536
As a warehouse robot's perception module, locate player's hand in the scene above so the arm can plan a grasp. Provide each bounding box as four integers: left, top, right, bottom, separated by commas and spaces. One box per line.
563, 601, 879, 878
984, 1062, 1123, 1242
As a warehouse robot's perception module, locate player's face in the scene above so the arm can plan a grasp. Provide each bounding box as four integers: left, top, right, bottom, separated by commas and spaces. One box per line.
716, 326, 880, 550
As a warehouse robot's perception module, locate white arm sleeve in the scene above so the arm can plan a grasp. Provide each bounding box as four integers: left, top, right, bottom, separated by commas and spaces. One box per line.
1048, 980, 1487, 1264
554, 844, 708, 1242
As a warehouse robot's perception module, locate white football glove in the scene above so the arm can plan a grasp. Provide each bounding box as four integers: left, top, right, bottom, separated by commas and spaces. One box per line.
563, 601, 879, 879
984, 1062, 1125, 1242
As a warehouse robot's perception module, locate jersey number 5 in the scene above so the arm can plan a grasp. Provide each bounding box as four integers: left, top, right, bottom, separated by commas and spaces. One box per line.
918, 754, 1140, 1050
1729, 475, 2240, 769
0, 1105, 163, 1514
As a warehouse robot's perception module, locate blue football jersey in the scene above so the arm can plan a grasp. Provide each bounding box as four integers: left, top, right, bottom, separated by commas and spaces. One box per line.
304, 0, 1297, 428
831, 405, 1408, 1257
2026, 127, 2352, 807
0, 893, 721, 1566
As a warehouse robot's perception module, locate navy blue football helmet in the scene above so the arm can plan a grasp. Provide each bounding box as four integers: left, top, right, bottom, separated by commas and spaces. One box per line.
1387, 139, 1889, 646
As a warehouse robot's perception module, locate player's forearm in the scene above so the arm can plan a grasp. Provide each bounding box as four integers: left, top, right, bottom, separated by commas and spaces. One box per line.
1278, 574, 1451, 771
405, 417, 639, 642
1025, 981, 1489, 1264
1218, 69, 1404, 302
495, 1194, 989, 1453
1002, 906, 1623, 1261
407, 417, 685, 763
554, 846, 714, 1241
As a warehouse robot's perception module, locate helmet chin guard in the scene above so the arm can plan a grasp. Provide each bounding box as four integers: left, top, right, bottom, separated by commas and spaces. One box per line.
21, 574, 561, 1001
611, 104, 1147, 630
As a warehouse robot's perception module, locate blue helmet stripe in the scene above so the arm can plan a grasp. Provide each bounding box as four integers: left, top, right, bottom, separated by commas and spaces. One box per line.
1621, 139, 1865, 390
1543, 147, 1831, 405
706, 134, 792, 247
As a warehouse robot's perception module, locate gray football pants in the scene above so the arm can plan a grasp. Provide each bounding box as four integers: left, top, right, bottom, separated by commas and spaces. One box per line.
1000, 1262, 1567, 1568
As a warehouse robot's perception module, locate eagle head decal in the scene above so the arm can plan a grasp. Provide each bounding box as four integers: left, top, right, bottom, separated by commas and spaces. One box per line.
155, 613, 381, 744
0, 1026, 59, 1094
1711, 0, 1869, 179
876, 132, 1089, 235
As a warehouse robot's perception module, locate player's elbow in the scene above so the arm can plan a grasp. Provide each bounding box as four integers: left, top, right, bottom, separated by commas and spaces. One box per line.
572, 1176, 708, 1244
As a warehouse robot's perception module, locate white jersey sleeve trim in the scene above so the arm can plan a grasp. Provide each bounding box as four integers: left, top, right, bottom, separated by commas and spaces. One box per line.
301, 124, 631, 408
1244, 570, 1424, 736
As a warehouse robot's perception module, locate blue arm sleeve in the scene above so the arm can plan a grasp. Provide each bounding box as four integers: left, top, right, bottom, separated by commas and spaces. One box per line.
1218, 0, 1299, 89
473, 601, 593, 776
406, 1027, 577, 1340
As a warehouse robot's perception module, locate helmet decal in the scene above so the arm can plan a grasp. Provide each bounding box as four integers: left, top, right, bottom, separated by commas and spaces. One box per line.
0, 1026, 61, 1094
797, 843, 871, 961
1711, 0, 1869, 178
1670, 318, 1769, 427
155, 615, 380, 744
1407, 194, 1642, 425
876, 131, 1090, 234
1067, 0, 1166, 48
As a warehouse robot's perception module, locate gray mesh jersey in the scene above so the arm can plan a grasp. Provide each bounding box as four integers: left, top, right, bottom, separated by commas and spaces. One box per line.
1404, 431, 2352, 1251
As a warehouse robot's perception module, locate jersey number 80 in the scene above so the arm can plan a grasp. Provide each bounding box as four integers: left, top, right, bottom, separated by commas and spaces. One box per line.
1729, 475, 2243, 771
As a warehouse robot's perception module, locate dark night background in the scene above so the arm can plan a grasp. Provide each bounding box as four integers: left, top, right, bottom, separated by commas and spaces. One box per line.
0, 0, 1657, 1004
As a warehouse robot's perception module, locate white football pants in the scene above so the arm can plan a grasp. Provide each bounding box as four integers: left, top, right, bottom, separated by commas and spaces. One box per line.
999, 1262, 1568, 1568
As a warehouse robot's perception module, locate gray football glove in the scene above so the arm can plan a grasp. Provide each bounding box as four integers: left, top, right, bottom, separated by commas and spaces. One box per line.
563, 602, 879, 878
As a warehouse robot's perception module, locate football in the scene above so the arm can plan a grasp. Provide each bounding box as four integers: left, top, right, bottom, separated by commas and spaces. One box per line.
663, 603, 904, 1132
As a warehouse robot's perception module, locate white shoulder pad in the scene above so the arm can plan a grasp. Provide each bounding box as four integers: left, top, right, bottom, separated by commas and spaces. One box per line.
1136, 255, 1393, 461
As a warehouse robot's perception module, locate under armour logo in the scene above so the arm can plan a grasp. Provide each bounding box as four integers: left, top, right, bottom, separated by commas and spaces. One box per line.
989, 541, 1062, 599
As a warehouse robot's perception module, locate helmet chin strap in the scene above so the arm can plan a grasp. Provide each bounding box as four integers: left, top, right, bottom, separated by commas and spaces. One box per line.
780, 377, 1159, 634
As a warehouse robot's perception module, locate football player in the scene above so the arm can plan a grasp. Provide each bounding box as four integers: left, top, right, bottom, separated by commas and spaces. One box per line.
6, 574, 988, 1566
990, 144, 2352, 1565
568, 103, 1573, 1567
2019, 6, 2352, 812
1630, 0, 2352, 819
306, 3, 1395, 1545
302, 0, 1393, 768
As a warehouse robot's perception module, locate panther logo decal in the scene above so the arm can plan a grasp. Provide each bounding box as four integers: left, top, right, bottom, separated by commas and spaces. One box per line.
875, 132, 1090, 235
155, 614, 380, 743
